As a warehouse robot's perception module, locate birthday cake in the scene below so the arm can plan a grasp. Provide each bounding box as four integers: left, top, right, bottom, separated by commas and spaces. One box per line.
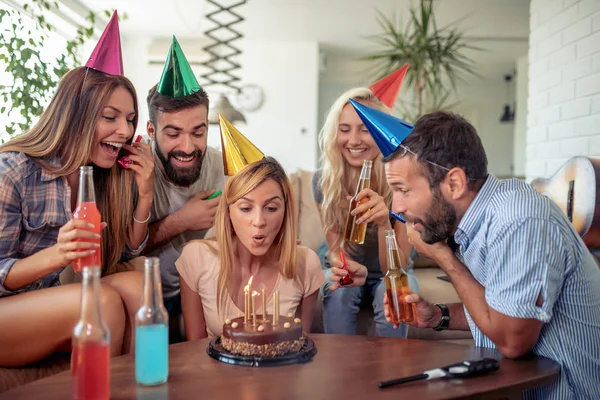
221, 314, 305, 357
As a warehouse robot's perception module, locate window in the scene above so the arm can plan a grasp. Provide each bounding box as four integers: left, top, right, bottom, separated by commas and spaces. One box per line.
0, 3, 69, 142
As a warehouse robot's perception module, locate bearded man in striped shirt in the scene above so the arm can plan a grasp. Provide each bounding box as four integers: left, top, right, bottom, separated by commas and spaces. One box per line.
350, 105, 600, 399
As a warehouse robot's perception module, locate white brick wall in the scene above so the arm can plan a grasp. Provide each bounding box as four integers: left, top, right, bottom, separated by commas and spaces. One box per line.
527, 0, 600, 181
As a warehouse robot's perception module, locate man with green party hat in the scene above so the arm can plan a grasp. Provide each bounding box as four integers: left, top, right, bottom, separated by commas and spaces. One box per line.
142, 36, 226, 320
349, 101, 600, 399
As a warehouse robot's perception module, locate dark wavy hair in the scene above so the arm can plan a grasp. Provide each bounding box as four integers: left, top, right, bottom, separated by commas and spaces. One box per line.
146, 84, 209, 124
384, 111, 488, 190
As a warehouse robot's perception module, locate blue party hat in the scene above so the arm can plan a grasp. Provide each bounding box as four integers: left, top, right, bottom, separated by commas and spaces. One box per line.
349, 99, 414, 158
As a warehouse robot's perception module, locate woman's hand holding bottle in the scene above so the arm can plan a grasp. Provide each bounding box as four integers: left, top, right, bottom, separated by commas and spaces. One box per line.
351, 188, 391, 227
51, 220, 104, 270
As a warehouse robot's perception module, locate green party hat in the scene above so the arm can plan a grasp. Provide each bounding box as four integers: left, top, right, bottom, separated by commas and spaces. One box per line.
157, 36, 201, 97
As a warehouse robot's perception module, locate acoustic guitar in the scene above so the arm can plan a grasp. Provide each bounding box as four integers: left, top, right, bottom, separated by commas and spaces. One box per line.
531, 156, 600, 248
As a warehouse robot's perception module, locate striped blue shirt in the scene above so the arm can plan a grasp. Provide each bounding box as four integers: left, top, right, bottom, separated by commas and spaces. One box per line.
454, 175, 600, 399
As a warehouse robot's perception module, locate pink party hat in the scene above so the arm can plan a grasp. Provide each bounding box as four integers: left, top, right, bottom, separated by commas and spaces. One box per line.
84, 11, 123, 75
369, 64, 409, 109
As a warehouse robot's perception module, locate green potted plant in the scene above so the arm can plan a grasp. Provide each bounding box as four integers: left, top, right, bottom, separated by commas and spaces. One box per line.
363, 0, 480, 122
0, 0, 121, 142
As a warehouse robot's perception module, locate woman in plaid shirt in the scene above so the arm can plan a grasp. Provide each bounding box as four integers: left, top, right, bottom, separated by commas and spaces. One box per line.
0, 66, 155, 366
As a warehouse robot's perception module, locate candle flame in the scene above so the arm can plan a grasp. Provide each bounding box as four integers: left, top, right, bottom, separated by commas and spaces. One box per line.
244, 275, 254, 292
252, 291, 258, 297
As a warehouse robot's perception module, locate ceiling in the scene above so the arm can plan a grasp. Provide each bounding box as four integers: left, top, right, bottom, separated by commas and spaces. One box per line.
72, 0, 530, 79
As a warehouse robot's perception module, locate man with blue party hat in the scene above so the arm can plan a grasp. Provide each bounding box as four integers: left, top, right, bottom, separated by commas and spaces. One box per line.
142, 36, 225, 320
344, 102, 600, 399
348, 98, 414, 158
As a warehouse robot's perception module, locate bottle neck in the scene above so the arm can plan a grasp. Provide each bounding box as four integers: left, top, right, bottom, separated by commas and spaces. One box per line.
353, 162, 372, 196
142, 261, 164, 308
77, 166, 96, 204
386, 231, 401, 271
78, 267, 104, 324
353, 176, 370, 196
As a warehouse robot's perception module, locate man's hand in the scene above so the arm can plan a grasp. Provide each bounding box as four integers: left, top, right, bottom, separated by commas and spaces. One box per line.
383, 292, 441, 330
178, 190, 220, 231
406, 223, 453, 263
328, 257, 368, 291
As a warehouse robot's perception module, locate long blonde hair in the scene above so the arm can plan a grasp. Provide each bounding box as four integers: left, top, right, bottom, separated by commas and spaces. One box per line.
0, 67, 139, 275
318, 87, 392, 249
214, 157, 298, 313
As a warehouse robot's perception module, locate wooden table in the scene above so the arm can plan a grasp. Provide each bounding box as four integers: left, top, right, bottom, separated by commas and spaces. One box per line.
1, 334, 559, 399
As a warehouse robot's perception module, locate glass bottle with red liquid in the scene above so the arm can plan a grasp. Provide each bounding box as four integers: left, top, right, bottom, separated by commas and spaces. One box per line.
384, 230, 414, 323
72, 267, 110, 400
72, 166, 101, 273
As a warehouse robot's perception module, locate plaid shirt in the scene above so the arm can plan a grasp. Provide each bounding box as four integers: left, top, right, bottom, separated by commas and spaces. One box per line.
0, 152, 146, 297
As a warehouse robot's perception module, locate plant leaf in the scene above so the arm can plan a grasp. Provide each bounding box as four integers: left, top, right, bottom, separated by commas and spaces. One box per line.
361, 0, 479, 119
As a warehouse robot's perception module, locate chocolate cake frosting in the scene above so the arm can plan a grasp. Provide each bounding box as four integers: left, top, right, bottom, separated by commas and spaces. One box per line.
221, 315, 305, 357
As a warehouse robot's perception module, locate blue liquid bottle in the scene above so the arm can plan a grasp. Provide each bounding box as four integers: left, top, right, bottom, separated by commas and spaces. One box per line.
135, 257, 169, 386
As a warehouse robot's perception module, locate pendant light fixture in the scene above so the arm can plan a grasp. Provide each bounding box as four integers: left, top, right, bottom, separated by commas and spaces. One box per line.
201, 0, 247, 124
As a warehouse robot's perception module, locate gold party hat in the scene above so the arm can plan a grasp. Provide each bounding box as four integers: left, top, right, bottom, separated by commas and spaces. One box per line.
219, 114, 264, 176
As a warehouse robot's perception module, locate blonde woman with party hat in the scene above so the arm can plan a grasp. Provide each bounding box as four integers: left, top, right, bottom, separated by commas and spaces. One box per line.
176, 117, 324, 340
313, 68, 417, 338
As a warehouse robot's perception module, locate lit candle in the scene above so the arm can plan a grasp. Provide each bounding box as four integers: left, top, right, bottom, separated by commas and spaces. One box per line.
273, 290, 280, 326
244, 276, 253, 323
245, 291, 249, 323
260, 284, 266, 322
252, 291, 258, 327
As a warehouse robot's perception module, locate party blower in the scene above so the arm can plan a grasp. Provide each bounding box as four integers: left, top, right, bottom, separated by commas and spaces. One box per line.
379, 358, 500, 389
390, 211, 406, 224
339, 251, 354, 286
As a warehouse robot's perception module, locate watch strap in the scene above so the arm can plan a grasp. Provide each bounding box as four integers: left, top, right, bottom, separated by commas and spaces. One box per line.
433, 303, 450, 331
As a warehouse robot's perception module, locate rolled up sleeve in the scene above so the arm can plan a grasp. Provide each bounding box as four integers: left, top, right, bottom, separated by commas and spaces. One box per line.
484, 218, 565, 323
0, 174, 28, 296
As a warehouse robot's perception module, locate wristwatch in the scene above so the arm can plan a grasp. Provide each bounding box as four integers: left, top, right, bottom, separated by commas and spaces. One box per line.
433, 303, 450, 331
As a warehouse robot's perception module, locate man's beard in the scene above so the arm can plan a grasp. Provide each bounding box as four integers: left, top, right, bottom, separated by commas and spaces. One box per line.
155, 144, 204, 187
405, 188, 457, 244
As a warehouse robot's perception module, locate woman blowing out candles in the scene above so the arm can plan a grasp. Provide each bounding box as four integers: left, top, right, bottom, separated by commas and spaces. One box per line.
312, 84, 416, 338
176, 120, 324, 340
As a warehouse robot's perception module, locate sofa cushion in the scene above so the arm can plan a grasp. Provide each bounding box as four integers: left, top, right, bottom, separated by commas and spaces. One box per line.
289, 169, 325, 254
0, 353, 70, 394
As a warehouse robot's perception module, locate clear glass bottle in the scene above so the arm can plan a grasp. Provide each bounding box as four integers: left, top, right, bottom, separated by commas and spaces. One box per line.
344, 159, 372, 244
135, 258, 169, 386
384, 230, 414, 323
72, 267, 110, 400
72, 166, 102, 272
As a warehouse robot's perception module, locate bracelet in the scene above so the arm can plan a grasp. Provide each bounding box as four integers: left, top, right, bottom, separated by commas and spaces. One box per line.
133, 213, 150, 224
433, 303, 450, 331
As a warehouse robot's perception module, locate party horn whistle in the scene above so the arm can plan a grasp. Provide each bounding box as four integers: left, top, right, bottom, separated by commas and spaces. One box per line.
379, 358, 500, 389
339, 251, 354, 286
203, 190, 222, 200
118, 135, 143, 168
390, 211, 406, 224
